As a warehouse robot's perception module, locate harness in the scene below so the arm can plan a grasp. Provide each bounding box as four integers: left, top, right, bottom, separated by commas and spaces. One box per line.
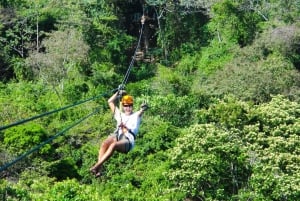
116, 118, 136, 140
115, 118, 136, 152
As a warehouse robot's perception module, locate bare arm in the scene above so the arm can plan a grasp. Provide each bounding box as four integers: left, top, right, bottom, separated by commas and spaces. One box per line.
137, 108, 145, 117
107, 92, 119, 113
137, 103, 148, 117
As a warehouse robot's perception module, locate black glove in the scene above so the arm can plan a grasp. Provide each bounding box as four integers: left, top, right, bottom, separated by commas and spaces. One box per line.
116, 84, 126, 97
141, 102, 149, 111
118, 84, 125, 90
118, 90, 127, 96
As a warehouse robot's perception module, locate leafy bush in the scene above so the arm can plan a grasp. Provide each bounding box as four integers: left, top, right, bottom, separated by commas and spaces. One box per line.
194, 95, 251, 129
241, 95, 300, 200
42, 179, 95, 201
168, 95, 300, 200
168, 124, 249, 200
198, 50, 300, 103
0, 180, 30, 201
258, 23, 300, 70
26, 28, 90, 87
195, 40, 237, 75
130, 63, 156, 82
63, 82, 89, 103
135, 115, 180, 156
89, 62, 120, 89
46, 158, 81, 181
125, 79, 155, 97
0, 81, 51, 125
4, 123, 51, 155
151, 65, 191, 96
145, 94, 198, 127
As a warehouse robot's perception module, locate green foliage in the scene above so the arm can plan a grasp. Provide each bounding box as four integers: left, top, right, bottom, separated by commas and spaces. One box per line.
89, 62, 120, 89
46, 158, 81, 180
151, 65, 191, 96
208, 0, 262, 46
258, 22, 300, 70
85, 1, 132, 69
136, 115, 180, 155
63, 82, 89, 103
10, 56, 33, 81
168, 95, 300, 200
267, 0, 300, 23
0, 9, 34, 57
197, 49, 300, 103
194, 95, 251, 129
145, 94, 198, 127
0, 179, 31, 201
125, 79, 154, 97
195, 40, 237, 74
157, 6, 209, 63
3, 123, 51, 155
0, 1, 300, 200
168, 124, 249, 200
175, 53, 199, 76
26, 28, 90, 88
39, 179, 96, 201
0, 81, 44, 125
241, 95, 300, 200
107, 33, 134, 67
130, 63, 156, 82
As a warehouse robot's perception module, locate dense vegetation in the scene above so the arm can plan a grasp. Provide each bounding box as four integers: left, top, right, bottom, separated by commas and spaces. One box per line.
0, 0, 299, 200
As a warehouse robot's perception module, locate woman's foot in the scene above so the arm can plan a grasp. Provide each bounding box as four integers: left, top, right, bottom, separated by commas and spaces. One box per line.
95, 172, 101, 178
90, 168, 97, 175
90, 165, 102, 177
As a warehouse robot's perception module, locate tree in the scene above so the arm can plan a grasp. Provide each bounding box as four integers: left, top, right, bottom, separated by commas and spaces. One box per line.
168, 95, 300, 200
168, 123, 249, 200
196, 47, 300, 103
207, 0, 262, 46
0, 0, 66, 81
240, 96, 300, 200
259, 23, 300, 70
26, 28, 89, 95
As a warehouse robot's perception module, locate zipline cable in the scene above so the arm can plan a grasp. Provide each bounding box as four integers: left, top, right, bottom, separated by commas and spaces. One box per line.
0, 108, 100, 173
0, 89, 117, 131
115, 10, 145, 125
120, 13, 145, 87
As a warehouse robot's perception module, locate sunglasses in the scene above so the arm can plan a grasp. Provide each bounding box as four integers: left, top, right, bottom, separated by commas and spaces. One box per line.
123, 104, 133, 107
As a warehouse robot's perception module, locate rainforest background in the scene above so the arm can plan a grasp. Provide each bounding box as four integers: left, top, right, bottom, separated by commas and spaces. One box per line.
0, 0, 300, 200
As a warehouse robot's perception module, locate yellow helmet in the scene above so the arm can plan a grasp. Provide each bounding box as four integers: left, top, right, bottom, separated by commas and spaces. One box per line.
121, 95, 134, 105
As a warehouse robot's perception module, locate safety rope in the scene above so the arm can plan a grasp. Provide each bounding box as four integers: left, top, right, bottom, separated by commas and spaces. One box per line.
115, 11, 145, 131
120, 9, 145, 87
0, 108, 100, 173
0, 90, 114, 131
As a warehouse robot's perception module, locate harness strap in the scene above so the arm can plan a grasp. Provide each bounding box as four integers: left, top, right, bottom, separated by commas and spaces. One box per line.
115, 127, 136, 140
128, 129, 136, 139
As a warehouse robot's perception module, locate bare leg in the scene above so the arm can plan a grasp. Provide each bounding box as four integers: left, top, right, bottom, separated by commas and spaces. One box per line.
97, 135, 115, 162
90, 138, 128, 174
90, 136, 115, 173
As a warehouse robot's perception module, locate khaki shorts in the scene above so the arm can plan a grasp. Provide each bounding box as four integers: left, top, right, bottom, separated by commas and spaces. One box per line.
111, 133, 132, 153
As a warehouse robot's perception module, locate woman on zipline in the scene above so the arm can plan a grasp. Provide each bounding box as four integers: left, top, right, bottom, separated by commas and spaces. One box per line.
90, 90, 148, 177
